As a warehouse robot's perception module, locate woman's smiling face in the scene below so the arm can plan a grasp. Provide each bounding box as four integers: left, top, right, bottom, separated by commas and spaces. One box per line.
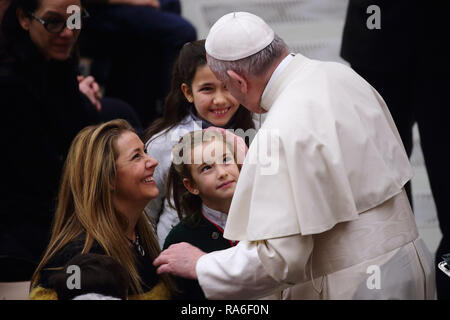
113, 131, 159, 209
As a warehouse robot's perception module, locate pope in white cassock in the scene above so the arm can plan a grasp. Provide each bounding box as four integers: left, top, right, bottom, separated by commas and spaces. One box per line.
153, 12, 435, 299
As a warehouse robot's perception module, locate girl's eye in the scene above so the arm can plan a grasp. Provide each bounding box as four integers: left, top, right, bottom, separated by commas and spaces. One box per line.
223, 155, 233, 163
201, 165, 212, 172
132, 153, 141, 160
200, 87, 212, 92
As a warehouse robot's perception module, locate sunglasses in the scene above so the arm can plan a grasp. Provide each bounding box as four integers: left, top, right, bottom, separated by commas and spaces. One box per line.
29, 9, 90, 34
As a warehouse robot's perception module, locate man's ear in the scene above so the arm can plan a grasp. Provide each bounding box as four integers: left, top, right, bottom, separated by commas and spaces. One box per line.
181, 83, 194, 103
183, 178, 199, 195
16, 8, 31, 31
227, 70, 248, 93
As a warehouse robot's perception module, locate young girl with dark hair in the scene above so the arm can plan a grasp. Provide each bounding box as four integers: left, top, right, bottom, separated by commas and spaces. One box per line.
143, 39, 255, 247
163, 129, 245, 299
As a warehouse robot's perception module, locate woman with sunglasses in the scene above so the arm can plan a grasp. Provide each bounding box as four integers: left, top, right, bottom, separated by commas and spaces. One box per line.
0, 0, 139, 284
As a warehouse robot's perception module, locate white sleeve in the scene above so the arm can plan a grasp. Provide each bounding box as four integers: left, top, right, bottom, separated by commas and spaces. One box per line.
196, 234, 313, 300
257, 234, 313, 285
196, 241, 284, 300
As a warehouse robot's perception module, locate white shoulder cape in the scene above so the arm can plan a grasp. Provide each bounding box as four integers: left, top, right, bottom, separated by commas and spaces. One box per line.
224, 54, 413, 241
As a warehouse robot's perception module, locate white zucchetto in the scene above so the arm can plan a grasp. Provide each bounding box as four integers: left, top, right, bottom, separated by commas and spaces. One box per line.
205, 12, 275, 61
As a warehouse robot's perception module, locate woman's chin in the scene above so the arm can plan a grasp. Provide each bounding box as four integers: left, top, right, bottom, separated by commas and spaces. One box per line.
48, 50, 72, 61
144, 189, 159, 202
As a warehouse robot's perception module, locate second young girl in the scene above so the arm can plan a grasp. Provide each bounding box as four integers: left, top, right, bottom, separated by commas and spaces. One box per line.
144, 40, 255, 247
163, 129, 244, 299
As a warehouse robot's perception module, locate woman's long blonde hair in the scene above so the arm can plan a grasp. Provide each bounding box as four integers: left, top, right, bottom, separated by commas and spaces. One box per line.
31, 119, 173, 295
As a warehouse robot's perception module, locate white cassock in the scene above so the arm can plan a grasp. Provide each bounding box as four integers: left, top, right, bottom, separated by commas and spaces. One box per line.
196, 53, 435, 300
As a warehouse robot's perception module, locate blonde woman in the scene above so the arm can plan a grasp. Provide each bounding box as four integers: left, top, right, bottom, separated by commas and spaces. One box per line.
30, 119, 174, 299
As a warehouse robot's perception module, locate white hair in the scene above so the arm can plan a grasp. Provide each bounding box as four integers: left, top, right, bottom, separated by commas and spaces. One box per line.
207, 34, 289, 79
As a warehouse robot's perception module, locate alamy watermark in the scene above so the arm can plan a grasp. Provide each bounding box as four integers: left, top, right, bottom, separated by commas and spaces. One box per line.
66, 5, 82, 30
66, 264, 81, 290
366, 265, 381, 290
169, 122, 280, 175
366, 5, 381, 30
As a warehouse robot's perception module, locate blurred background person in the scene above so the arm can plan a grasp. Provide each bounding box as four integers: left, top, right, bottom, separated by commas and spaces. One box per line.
341, 0, 449, 299
0, 0, 11, 21
0, 0, 140, 285
79, 0, 197, 127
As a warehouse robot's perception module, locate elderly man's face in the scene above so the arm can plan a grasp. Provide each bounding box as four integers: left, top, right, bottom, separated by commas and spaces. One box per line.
222, 77, 244, 103
214, 71, 262, 114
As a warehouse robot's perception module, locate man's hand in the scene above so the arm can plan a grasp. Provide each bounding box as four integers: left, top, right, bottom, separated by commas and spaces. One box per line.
153, 242, 206, 280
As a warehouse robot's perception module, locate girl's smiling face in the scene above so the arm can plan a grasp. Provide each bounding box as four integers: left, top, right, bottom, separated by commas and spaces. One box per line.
182, 65, 240, 127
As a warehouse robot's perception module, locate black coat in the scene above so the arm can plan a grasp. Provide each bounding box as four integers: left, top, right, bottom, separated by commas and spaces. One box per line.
341, 0, 449, 72
0, 37, 99, 279
163, 216, 233, 300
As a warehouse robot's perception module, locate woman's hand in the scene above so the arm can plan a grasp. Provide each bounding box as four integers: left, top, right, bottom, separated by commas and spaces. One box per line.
78, 75, 102, 112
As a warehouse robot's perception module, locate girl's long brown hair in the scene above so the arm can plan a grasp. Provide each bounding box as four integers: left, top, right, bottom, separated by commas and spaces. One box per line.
31, 119, 174, 296
143, 40, 255, 143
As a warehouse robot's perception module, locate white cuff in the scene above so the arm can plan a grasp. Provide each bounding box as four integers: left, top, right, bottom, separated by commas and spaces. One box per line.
196, 241, 285, 300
